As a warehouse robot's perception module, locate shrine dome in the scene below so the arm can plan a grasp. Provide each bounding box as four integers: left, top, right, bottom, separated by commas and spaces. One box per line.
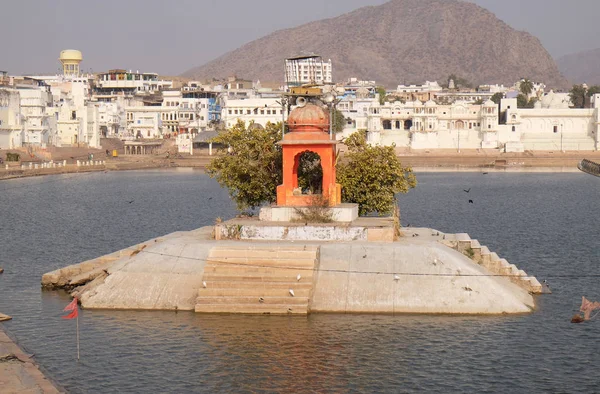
287, 103, 329, 132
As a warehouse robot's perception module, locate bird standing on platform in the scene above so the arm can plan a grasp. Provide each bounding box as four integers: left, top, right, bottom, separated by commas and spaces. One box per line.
289, 289, 295, 297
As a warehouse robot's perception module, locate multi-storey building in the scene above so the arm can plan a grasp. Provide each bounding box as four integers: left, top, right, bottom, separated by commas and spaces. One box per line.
16, 82, 53, 147
221, 97, 285, 129
0, 88, 23, 149
285, 56, 332, 86
93, 70, 173, 100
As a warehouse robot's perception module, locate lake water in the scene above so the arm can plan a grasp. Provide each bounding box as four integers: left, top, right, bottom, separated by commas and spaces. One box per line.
0, 169, 599, 393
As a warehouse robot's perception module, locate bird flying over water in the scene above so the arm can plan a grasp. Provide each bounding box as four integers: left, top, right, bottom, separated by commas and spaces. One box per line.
463, 188, 471, 193
468, 199, 474, 204
127, 200, 134, 204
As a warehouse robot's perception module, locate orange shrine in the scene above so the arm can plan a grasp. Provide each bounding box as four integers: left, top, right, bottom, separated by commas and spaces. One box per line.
276, 102, 342, 207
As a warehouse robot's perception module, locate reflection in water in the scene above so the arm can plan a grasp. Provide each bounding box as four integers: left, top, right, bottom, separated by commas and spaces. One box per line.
1, 170, 600, 392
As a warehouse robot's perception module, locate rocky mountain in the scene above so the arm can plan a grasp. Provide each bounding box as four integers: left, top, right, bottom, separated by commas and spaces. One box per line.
182, 0, 568, 88
557, 48, 600, 85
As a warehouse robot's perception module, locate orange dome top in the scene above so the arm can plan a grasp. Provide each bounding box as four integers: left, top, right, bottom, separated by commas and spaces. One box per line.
287, 103, 329, 132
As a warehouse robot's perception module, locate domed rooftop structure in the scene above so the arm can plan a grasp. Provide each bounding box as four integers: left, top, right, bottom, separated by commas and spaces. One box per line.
287, 103, 329, 133
59, 49, 83, 62
483, 99, 496, 107
424, 100, 437, 107
59, 49, 83, 76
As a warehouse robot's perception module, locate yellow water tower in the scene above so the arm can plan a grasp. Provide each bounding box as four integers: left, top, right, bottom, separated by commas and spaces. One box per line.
59, 49, 83, 76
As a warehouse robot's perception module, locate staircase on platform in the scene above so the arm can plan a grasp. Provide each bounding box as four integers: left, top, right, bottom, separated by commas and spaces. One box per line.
195, 245, 319, 315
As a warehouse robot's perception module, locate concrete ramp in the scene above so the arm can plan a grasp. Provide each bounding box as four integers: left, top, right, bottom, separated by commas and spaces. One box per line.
195, 245, 319, 315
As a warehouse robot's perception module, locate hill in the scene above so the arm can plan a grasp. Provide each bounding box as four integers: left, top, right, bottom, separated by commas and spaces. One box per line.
557, 48, 600, 85
182, 0, 568, 88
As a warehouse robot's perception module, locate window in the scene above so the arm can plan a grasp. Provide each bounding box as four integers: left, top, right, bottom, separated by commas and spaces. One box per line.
261, 110, 264, 114
228, 110, 232, 114
247, 110, 251, 114
512, 126, 516, 132
488, 125, 491, 129
554, 126, 558, 133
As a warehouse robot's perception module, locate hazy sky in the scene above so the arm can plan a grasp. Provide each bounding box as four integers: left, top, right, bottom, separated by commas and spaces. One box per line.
2, 0, 599, 76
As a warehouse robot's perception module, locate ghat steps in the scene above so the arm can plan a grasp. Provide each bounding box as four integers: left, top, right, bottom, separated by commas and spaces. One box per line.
195, 245, 319, 315
442, 233, 543, 294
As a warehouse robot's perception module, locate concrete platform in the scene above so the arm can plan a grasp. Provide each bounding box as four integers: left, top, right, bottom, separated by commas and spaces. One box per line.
41, 225, 537, 315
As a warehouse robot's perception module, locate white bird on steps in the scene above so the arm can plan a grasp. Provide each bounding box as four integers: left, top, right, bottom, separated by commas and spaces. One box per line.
202, 281, 207, 288
296, 274, 302, 281
394, 275, 400, 281
289, 289, 295, 297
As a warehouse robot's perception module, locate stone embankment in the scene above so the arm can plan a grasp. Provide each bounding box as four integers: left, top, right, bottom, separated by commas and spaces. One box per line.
4, 147, 600, 181
42, 225, 539, 315
0, 328, 61, 393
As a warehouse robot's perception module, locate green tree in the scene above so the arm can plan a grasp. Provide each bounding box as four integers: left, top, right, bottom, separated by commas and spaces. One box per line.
332, 108, 346, 133
569, 84, 587, 108
206, 120, 282, 211
519, 78, 534, 97
208, 124, 417, 216
376, 86, 386, 105
586, 85, 600, 98
516, 94, 529, 108
491, 92, 504, 104
517, 94, 537, 109
337, 131, 417, 216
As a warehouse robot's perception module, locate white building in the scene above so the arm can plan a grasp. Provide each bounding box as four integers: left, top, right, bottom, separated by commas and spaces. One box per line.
97, 101, 126, 137
396, 81, 442, 93
285, 57, 332, 86
0, 89, 23, 149
497, 93, 599, 152
221, 97, 285, 128
95, 70, 172, 94
336, 92, 600, 151
17, 85, 53, 147
125, 108, 162, 139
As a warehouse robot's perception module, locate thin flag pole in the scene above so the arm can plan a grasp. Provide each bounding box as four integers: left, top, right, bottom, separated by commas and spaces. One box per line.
76, 313, 80, 361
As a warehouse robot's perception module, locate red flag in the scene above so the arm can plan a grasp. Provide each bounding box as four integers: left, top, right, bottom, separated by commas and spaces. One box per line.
62, 298, 79, 319
64, 298, 78, 312
62, 308, 78, 319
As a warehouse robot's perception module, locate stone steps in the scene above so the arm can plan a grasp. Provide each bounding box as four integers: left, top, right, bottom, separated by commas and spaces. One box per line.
446, 233, 543, 294
195, 245, 319, 314
194, 304, 308, 314
201, 280, 312, 290
208, 247, 318, 259
196, 296, 309, 305
206, 257, 316, 269
199, 287, 311, 297
202, 265, 308, 282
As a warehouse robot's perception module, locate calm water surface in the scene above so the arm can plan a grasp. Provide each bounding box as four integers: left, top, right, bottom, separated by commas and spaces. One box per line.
0, 169, 599, 393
